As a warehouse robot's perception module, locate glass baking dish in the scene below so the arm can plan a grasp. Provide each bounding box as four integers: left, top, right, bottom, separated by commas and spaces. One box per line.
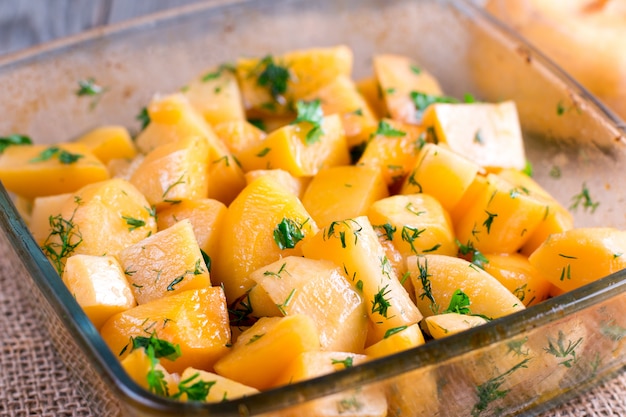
1, 0, 625, 416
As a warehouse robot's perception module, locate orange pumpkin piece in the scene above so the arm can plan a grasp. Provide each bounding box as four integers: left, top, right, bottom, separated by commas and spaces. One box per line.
250, 256, 367, 352
118, 219, 211, 305
183, 64, 246, 126
75, 125, 137, 164
62, 254, 136, 330
237, 114, 350, 177
213, 175, 318, 303
302, 216, 423, 344
236, 45, 353, 116
41, 178, 157, 274
301, 165, 388, 229
156, 198, 227, 262
367, 194, 457, 259
130, 135, 210, 208
483, 252, 552, 307
373, 54, 443, 124
213, 315, 320, 390
101, 286, 231, 374
399, 143, 481, 213
358, 119, 425, 188
0, 143, 109, 199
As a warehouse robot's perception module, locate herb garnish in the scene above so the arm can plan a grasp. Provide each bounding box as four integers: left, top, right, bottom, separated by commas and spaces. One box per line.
30, 146, 83, 164
0, 134, 31, 153
374, 120, 406, 137
254, 55, 290, 103
136, 107, 151, 131
371, 284, 392, 318
172, 372, 215, 401
569, 183, 599, 213
41, 196, 83, 274
292, 99, 324, 145
122, 215, 146, 231
384, 325, 408, 339
76, 78, 107, 109
373, 222, 396, 241
471, 358, 531, 416
273, 218, 306, 250
331, 357, 354, 369
544, 330, 583, 368
410, 91, 458, 119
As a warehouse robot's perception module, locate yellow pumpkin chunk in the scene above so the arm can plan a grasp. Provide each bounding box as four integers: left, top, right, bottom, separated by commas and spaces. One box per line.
422, 100, 526, 171
304, 75, 379, 148
357, 119, 425, 188
364, 323, 425, 359
237, 114, 350, 177
62, 254, 136, 330
236, 45, 353, 116
101, 286, 231, 374
119, 219, 211, 304
301, 165, 388, 229
250, 256, 367, 352
367, 194, 457, 259
183, 64, 245, 126
213, 175, 318, 303
75, 125, 137, 164
213, 315, 320, 390
302, 216, 423, 344
424, 312, 489, 339
130, 135, 210, 208
483, 252, 552, 307
407, 254, 525, 319
156, 198, 227, 262
176, 367, 259, 402
120, 348, 178, 397
454, 173, 548, 254
41, 178, 157, 274
134, 93, 246, 205
30, 193, 71, 245
272, 351, 388, 417
399, 143, 481, 213
0, 143, 109, 199
213, 119, 266, 156
528, 227, 626, 292
373, 54, 443, 124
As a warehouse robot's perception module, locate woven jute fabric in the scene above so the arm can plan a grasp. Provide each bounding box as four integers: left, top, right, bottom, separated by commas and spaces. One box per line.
1, 260, 625, 417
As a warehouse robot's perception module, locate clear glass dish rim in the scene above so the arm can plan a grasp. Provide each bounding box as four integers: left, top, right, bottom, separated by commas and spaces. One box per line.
0, 0, 625, 414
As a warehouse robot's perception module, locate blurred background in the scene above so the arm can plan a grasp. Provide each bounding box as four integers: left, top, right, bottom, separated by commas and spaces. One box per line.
0, 0, 204, 55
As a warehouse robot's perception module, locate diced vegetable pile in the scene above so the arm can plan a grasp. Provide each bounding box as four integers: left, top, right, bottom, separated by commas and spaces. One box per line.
1, 45, 625, 408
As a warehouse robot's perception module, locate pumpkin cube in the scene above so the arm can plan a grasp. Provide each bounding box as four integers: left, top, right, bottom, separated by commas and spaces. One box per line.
130, 135, 210, 208
156, 198, 227, 262
373, 54, 444, 124
301, 165, 388, 229
100, 286, 231, 374
119, 219, 211, 304
399, 143, 481, 213
422, 100, 526, 171
237, 114, 350, 177
0, 143, 109, 199
40, 178, 157, 274
367, 194, 457, 259
62, 254, 136, 330
183, 64, 246, 126
302, 216, 422, 344
75, 125, 137, 164
407, 254, 525, 319
213, 315, 320, 390
250, 256, 367, 352
213, 175, 318, 303
236, 45, 353, 116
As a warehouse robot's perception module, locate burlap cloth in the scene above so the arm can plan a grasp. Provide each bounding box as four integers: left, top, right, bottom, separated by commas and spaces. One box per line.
1, 259, 625, 417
